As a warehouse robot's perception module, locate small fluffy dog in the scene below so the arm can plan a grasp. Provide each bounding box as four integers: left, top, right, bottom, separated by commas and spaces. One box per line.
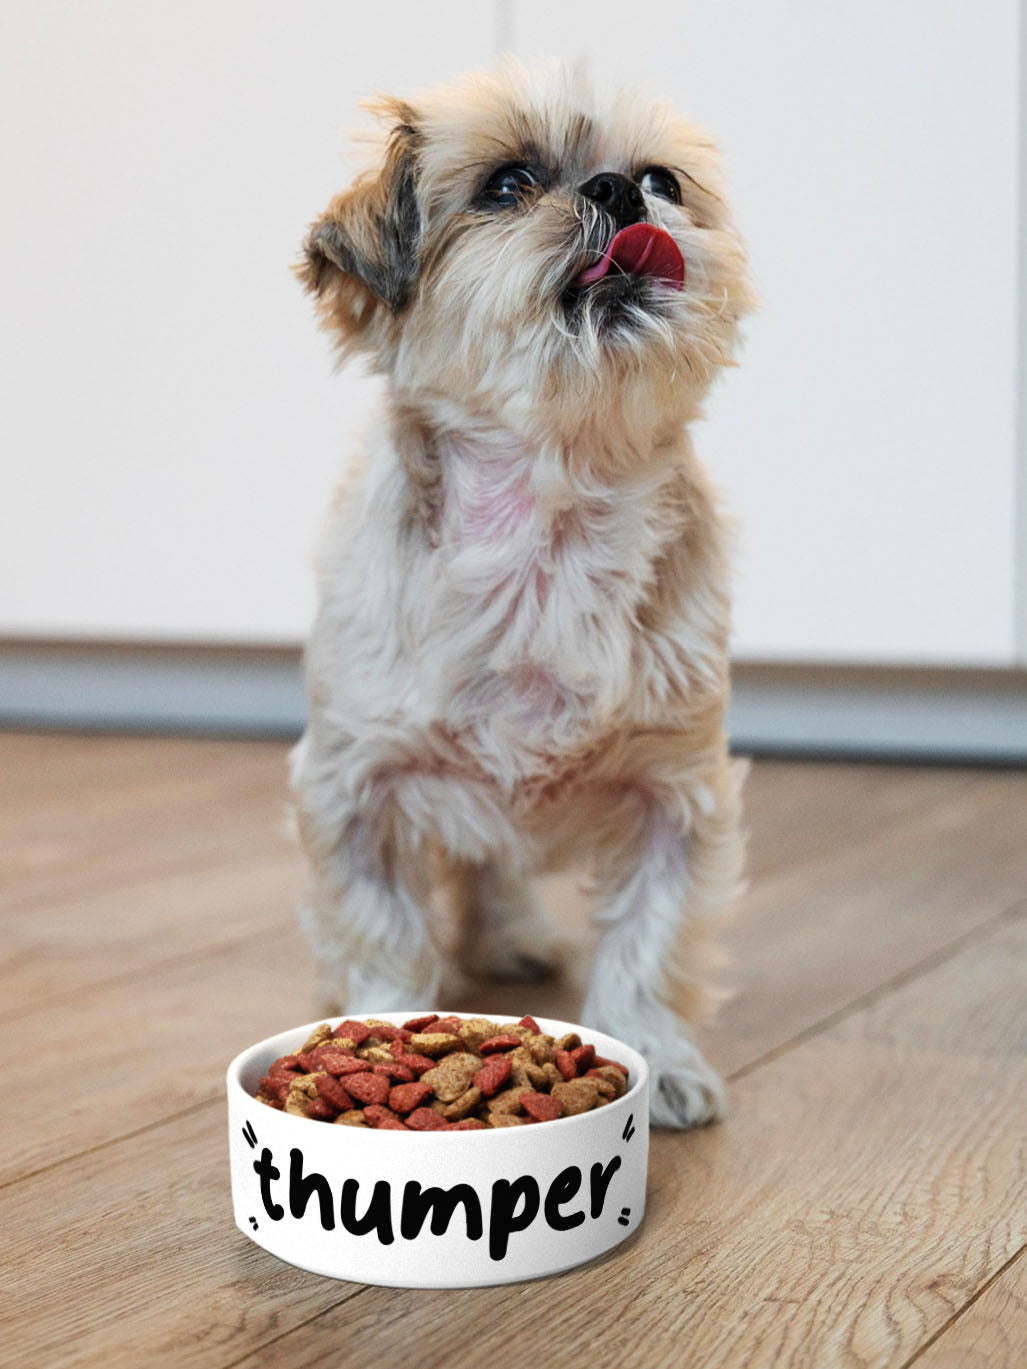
290, 59, 754, 1127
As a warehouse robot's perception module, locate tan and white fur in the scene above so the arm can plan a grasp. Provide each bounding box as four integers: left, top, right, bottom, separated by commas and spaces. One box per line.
290, 58, 754, 1127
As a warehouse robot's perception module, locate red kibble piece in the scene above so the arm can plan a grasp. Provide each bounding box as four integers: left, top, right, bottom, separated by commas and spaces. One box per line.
306, 1097, 337, 1121
520, 1091, 564, 1122
447, 1118, 487, 1130
258, 1074, 291, 1105
473, 1054, 512, 1098
372, 1062, 415, 1082
365, 1023, 412, 1044
295, 1053, 319, 1072
431, 1016, 465, 1036
344, 1072, 391, 1106
269, 1054, 303, 1074
402, 1014, 440, 1032
569, 1044, 595, 1073
405, 1107, 450, 1131
593, 1055, 630, 1078
312, 1050, 367, 1077
315, 1074, 354, 1111
518, 1015, 542, 1035
394, 1052, 437, 1077
332, 1020, 372, 1044
554, 1050, 577, 1081
364, 1104, 408, 1130
389, 1081, 433, 1114
479, 1034, 522, 1054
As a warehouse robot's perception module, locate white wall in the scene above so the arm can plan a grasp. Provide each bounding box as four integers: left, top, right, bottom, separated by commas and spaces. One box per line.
1, 1, 1024, 665
509, 0, 1023, 665
0, 1, 492, 644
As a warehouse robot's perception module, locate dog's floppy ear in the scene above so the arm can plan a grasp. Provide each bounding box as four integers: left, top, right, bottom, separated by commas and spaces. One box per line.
297, 102, 422, 346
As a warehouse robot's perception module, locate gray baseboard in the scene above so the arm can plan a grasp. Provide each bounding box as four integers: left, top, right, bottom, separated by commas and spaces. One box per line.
1, 642, 1025, 762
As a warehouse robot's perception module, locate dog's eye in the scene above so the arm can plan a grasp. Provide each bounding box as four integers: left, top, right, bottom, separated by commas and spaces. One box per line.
639, 167, 681, 204
482, 164, 540, 209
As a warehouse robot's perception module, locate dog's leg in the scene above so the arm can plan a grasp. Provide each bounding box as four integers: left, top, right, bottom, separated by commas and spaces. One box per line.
291, 736, 448, 1014
299, 824, 445, 1014
582, 761, 745, 1129
454, 858, 563, 982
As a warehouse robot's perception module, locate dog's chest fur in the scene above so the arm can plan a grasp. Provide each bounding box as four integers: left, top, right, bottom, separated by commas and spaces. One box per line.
410, 431, 690, 786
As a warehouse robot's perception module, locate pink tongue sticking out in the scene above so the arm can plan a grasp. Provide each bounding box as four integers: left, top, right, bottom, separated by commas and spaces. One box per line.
576, 223, 685, 289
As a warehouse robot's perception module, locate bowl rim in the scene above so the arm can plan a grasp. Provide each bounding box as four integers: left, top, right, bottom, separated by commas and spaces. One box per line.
227, 1010, 649, 1138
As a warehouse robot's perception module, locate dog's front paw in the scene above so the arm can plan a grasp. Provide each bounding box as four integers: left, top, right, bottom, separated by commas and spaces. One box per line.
649, 1054, 726, 1129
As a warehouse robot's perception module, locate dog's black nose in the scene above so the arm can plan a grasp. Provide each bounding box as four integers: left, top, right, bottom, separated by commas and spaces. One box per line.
578, 172, 646, 229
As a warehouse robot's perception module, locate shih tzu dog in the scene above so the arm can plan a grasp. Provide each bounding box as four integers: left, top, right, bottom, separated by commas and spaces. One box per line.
290, 58, 754, 1127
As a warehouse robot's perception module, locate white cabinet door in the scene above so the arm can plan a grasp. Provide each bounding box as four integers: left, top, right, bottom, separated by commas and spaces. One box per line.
508, 0, 1023, 665
0, 1, 494, 643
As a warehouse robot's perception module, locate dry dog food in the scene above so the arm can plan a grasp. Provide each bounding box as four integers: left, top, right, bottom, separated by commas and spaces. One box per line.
255, 1014, 629, 1130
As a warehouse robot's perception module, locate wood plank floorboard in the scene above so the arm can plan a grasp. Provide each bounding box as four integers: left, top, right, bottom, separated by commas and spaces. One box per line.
1, 734, 1024, 1368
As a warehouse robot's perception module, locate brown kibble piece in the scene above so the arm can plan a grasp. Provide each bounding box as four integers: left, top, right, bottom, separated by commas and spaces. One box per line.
540, 1061, 563, 1089
333, 1109, 367, 1126
457, 1017, 499, 1051
408, 1032, 463, 1057
421, 1052, 480, 1102
487, 1086, 526, 1116
552, 1077, 602, 1115
284, 1073, 321, 1116
299, 1023, 334, 1054
436, 1085, 482, 1120
357, 1044, 397, 1065
555, 1032, 581, 1052
525, 1034, 555, 1066
487, 1113, 527, 1127
587, 1065, 627, 1098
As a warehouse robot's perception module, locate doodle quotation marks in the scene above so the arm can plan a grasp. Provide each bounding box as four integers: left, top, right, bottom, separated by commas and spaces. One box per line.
248, 1216, 259, 1230
618, 1208, 631, 1227
242, 1120, 258, 1149
621, 1113, 635, 1143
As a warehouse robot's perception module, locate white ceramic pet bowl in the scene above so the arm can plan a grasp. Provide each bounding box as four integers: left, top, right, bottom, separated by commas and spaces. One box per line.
227, 1011, 649, 1288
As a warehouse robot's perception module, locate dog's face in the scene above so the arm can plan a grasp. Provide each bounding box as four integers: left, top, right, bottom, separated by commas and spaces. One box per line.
300, 60, 752, 434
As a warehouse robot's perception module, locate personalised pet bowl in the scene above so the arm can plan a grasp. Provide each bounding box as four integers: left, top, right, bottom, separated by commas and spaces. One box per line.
227, 1011, 649, 1288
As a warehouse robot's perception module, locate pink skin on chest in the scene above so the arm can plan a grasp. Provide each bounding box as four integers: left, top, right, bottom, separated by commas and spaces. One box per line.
445, 435, 538, 543
459, 471, 535, 541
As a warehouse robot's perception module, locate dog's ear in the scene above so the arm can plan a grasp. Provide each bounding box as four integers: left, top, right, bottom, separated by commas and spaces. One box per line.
297, 103, 422, 346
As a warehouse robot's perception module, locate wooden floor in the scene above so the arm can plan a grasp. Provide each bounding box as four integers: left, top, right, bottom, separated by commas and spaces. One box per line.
2, 733, 1026, 1368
